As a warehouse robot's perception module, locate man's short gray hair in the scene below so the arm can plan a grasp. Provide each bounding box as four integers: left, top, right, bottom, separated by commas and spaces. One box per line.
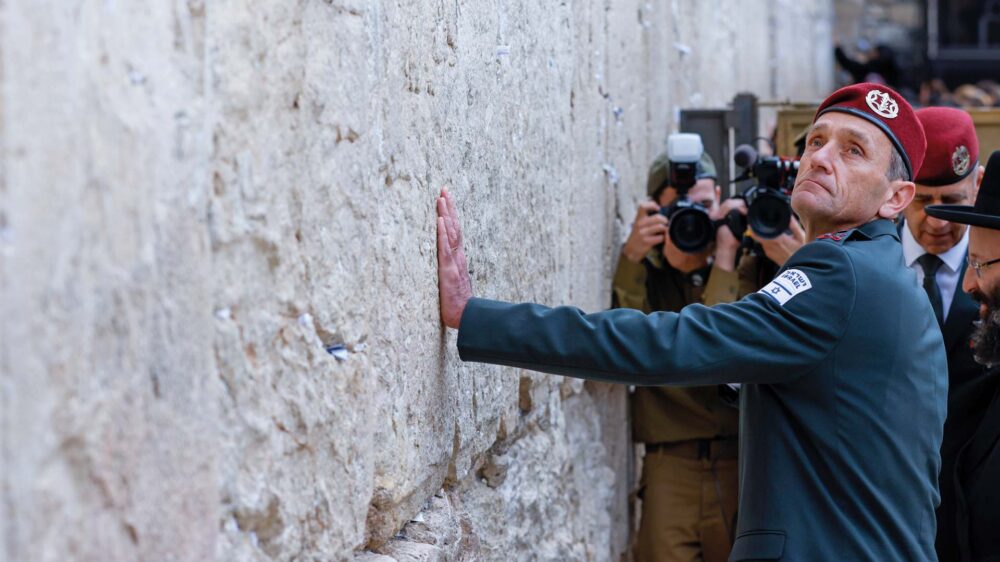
887, 147, 908, 182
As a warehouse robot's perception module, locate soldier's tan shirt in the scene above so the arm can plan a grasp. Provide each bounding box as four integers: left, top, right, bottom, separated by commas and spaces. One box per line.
612, 251, 740, 444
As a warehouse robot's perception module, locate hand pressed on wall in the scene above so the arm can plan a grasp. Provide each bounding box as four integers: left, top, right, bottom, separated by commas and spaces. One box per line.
436, 187, 474, 329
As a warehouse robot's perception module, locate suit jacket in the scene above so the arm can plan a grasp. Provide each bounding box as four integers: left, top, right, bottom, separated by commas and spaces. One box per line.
458, 219, 947, 561
955, 372, 1000, 561
937, 261, 993, 562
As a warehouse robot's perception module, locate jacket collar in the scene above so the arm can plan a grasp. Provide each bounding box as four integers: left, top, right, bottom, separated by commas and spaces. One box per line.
853, 218, 900, 241
815, 219, 899, 243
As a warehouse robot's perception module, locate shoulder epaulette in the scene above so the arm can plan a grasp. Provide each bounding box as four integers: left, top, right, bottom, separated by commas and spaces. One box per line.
816, 230, 852, 243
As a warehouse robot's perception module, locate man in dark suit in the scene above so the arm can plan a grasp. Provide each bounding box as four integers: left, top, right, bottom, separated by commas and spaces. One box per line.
436, 83, 944, 560
902, 107, 988, 562
928, 151, 1000, 562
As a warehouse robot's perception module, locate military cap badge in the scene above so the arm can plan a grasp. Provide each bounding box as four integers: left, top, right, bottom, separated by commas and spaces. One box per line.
865, 89, 899, 119
952, 145, 971, 177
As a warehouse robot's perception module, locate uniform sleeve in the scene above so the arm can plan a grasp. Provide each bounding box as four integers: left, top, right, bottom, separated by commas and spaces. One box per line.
457, 240, 857, 386
611, 252, 651, 312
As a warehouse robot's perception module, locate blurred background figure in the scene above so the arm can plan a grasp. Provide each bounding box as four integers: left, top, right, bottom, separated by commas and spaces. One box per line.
834, 42, 901, 88
834, 0, 1000, 107
919, 79, 1000, 108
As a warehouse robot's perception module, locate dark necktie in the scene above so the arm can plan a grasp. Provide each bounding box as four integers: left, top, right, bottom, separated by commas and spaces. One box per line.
917, 253, 944, 326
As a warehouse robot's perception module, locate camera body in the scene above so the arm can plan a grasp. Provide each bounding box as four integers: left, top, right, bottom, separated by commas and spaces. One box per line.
732, 144, 799, 239
659, 134, 716, 254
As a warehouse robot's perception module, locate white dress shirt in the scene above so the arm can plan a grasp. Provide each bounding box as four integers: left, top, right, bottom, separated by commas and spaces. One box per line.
901, 223, 968, 322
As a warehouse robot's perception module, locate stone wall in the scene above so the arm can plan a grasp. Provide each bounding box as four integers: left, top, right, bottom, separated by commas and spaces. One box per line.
0, 1, 831, 561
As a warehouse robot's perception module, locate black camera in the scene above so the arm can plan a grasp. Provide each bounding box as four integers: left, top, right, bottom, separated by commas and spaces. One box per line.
658, 134, 716, 254
660, 198, 715, 254
731, 144, 799, 239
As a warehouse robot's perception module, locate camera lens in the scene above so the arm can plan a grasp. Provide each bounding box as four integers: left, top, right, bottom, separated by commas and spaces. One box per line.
748, 192, 792, 239
667, 205, 715, 253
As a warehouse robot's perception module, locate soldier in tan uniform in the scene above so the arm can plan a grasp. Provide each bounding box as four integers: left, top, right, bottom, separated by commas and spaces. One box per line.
612, 150, 744, 562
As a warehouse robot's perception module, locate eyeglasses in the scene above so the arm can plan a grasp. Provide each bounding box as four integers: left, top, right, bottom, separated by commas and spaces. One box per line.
969, 255, 1000, 278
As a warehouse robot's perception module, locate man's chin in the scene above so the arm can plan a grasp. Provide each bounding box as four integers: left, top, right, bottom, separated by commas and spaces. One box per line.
790, 192, 825, 218
917, 235, 957, 255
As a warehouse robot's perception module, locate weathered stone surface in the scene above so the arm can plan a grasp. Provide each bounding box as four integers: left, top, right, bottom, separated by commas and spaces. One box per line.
0, 1, 831, 561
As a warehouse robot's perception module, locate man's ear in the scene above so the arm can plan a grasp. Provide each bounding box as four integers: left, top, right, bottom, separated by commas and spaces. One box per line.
973, 164, 986, 199
878, 180, 915, 219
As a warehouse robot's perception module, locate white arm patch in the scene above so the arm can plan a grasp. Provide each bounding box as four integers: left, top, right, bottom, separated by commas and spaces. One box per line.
758, 268, 813, 306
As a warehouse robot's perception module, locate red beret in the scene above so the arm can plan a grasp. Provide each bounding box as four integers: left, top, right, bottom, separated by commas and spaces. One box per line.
914, 107, 979, 186
813, 83, 926, 181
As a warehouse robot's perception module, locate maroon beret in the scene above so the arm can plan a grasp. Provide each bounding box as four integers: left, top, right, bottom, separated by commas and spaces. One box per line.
914, 107, 979, 186
813, 83, 926, 181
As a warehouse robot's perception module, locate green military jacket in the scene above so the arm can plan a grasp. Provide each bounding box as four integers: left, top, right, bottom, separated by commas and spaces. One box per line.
612, 251, 740, 444
456, 220, 947, 561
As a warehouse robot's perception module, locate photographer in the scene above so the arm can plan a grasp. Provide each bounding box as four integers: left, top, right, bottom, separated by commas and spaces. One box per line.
612, 143, 744, 562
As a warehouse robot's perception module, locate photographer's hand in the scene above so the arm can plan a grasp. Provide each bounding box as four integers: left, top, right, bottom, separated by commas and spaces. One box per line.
437, 187, 474, 329
623, 201, 667, 263
713, 198, 748, 272
750, 216, 806, 266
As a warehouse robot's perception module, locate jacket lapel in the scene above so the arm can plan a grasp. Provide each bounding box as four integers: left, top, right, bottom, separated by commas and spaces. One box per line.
961, 377, 1000, 478
943, 258, 979, 353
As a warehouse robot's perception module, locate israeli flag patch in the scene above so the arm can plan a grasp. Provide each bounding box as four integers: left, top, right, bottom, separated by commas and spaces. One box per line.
758, 268, 812, 306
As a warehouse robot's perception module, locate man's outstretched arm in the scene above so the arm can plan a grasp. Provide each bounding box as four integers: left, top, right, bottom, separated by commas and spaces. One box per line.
435, 188, 855, 386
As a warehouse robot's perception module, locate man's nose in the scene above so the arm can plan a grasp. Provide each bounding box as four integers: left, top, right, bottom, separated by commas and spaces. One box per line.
808, 143, 835, 174
963, 263, 978, 294
925, 214, 951, 231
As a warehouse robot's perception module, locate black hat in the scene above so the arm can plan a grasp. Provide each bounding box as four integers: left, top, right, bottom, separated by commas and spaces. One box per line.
926, 150, 1000, 230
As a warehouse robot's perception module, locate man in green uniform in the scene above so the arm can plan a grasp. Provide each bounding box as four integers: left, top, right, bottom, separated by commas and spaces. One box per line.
613, 149, 744, 562
435, 83, 944, 560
